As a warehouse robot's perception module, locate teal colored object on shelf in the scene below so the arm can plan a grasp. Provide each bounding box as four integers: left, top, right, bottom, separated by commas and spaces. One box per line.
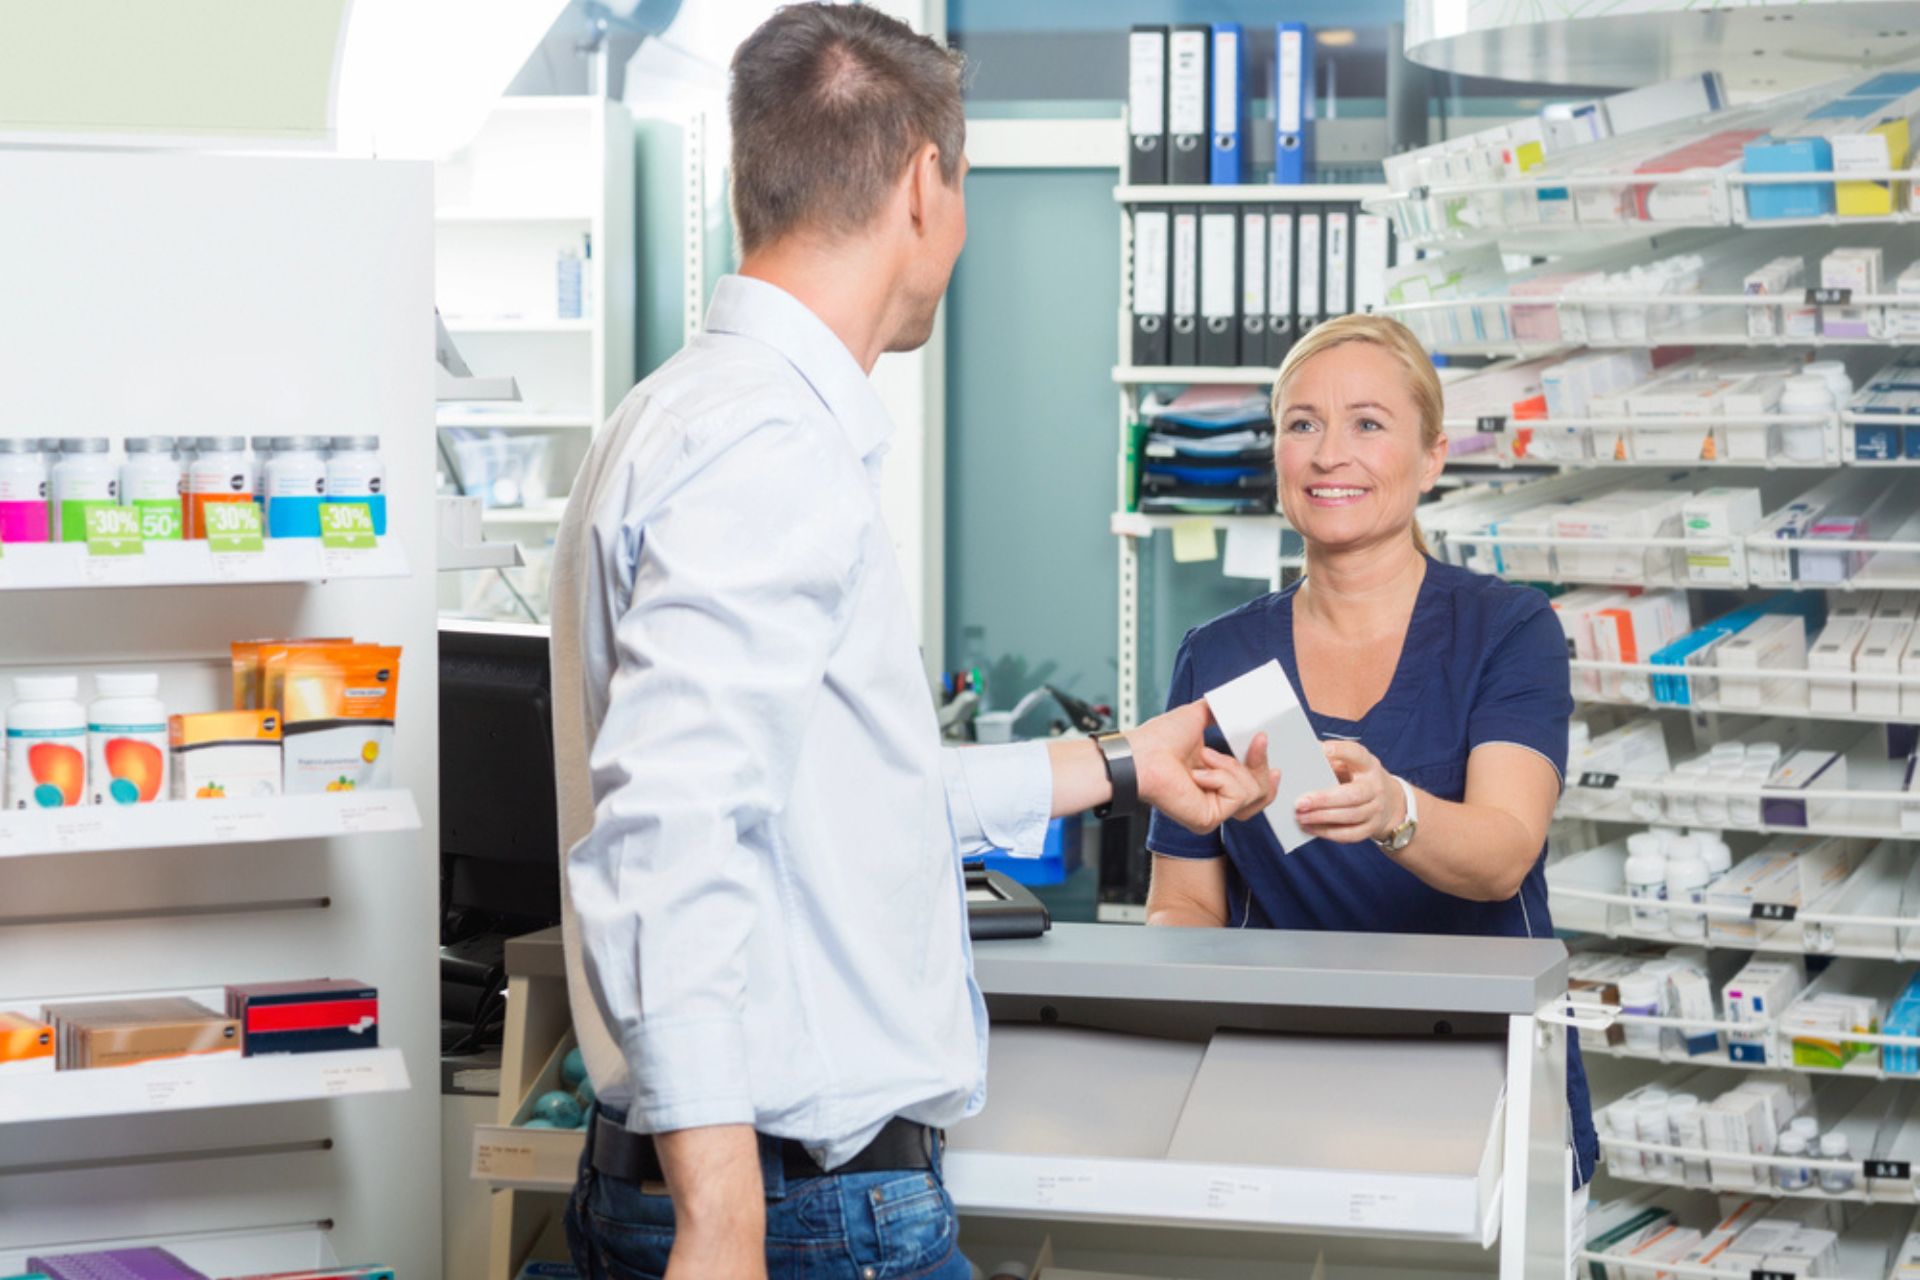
523, 1118, 559, 1129
560, 1046, 587, 1090
1742, 135, 1834, 220
983, 813, 1080, 886
534, 1090, 585, 1128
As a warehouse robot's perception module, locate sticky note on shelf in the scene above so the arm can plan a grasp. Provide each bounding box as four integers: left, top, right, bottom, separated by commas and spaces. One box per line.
1203, 659, 1339, 853
1222, 522, 1280, 581
1172, 519, 1218, 563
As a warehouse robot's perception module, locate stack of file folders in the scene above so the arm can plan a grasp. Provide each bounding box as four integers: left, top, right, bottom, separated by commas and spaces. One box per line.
1137, 392, 1274, 515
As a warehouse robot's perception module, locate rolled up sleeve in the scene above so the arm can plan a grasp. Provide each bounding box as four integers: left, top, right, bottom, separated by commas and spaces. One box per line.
942, 740, 1053, 858
565, 415, 861, 1135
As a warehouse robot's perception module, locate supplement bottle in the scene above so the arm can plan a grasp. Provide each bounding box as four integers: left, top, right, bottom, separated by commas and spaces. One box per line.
88, 672, 168, 805
1625, 839, 1669, 931
120, 437, 183, 542
186, 436, 252, 539
0, 437, 50, 544
7, 675, 87, 810
1819, 1131, 1853, 1193
1776, 1131, 1812, 1191
50, 438, 117, 543
249, 436, 277, 506
1779, 374, 1834, 463
1664, 850, 1710, 940
1618, 972, 1662, 1054
325, 436, 387, 535
265, 436, 329, 539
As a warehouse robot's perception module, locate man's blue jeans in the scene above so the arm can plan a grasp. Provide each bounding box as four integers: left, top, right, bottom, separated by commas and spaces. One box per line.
565, 1107, 973, 1280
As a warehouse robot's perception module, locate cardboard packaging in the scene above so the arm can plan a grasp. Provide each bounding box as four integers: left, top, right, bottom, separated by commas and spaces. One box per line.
226, 978, 379, 1056
0, 1010, 55, 1077
40, 997, 240, 1070
1809, 617, 1872, 712
169, 710, 282, 801
1856, 618, 1915, 715
1684, 488, 1764, 584
1722, 955, 1807, 1062
1715, 614, 1810, 710
1203, 660, 1340, 852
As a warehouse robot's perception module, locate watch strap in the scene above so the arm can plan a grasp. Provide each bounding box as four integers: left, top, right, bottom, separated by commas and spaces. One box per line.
1092, 733, 1138, 820
1374, 774, 1418, 852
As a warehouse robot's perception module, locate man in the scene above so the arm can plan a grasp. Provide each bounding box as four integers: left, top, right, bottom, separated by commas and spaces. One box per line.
550, 7, 1275, 1277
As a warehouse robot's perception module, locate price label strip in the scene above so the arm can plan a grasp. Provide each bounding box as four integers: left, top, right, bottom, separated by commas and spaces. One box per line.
1577, 772, 1620, 790
1805, 287, 1852, 306
1750, 902, 1798, 923
1865, 1158, 1912, 1180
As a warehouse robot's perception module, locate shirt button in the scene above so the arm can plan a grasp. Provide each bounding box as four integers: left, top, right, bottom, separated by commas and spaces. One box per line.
862, 1269, 876, 1280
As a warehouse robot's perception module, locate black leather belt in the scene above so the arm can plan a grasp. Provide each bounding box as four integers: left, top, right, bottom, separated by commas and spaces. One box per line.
590, 1111, 937, 1187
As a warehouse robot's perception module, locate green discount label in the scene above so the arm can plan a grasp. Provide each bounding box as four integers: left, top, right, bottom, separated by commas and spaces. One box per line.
135, 500, 183, 542
320, 501, 377, 551
205, 500, 264, 553
83, 505, 144, 557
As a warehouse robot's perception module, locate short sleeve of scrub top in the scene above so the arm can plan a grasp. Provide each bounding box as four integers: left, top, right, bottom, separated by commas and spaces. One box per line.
1142, 559, 1598, 1183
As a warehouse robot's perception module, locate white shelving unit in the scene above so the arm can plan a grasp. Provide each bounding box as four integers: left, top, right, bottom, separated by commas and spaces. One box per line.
0, 150, 442, 1276
434, 95, 636, 623
1111, 181, 1390, 730
1368, 30, 1920, 1263
0, 790, 420, 860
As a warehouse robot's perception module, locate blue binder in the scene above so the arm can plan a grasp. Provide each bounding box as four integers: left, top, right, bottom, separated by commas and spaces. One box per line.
1274, 22, 1314, 184
1209, 23, 1247, 184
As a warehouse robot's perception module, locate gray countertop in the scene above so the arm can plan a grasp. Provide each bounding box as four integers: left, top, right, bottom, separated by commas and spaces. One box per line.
974, 923, 1566, 1016
509, 921, 1567, 1016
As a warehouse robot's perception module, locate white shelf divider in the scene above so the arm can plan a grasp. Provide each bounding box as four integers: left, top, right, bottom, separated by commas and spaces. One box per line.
0, 1049, 409, 1125
0, 538, 408, 591
0, 790, 421, 861
1113, 365, 1278, 386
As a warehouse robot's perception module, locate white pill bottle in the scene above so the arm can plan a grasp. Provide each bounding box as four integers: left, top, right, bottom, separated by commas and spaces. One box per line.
88, 672, 169, 805
7, 675, 87, 810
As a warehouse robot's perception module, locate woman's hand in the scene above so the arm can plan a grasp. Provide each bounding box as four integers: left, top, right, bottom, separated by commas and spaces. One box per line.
1130, 701, 1280, 834
1294, 740, 1404, 845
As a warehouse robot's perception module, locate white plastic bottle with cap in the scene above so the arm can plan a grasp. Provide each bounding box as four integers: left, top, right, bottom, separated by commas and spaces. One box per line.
1776, 1130, 1813, 1191
50, 438, 117, 544
1819, 1131, 1854, 1192
87, 672, 168, 805
120, 437, 183, 542
1618, 971, 1662, 1054
265, 436, 329, 539
1665, 846, 1710, 940
325, 436, 387, 535
1625, 834, 1669, 931
1779, 373, 1834, 463
6, 675, 87, 809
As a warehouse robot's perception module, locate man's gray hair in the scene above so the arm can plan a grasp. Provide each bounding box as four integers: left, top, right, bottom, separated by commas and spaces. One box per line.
729, 4, 965, 255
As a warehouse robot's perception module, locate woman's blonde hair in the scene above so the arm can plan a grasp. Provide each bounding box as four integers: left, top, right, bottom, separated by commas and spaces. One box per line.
1270, 313, 1444, 555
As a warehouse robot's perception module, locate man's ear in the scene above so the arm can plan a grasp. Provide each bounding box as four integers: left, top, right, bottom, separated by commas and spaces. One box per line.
903, 142, 940, 233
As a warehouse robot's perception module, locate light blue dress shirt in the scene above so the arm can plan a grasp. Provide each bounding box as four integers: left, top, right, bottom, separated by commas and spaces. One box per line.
549, 274, 1054, 1168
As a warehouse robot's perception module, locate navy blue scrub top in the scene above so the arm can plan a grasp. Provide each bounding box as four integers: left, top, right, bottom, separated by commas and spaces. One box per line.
1146, 558, 1599, 1184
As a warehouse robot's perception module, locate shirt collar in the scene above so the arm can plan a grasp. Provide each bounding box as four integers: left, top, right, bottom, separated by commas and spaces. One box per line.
704, 274, 895, 462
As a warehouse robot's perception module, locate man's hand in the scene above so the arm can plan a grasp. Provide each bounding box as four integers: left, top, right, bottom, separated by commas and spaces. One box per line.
1294, 739, 1401, 845
1129, 700, 1278, 834
655, 1125, 767, 1280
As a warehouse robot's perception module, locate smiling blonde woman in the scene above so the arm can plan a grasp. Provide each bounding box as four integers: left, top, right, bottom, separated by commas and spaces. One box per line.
1142, 313, 1601, 1190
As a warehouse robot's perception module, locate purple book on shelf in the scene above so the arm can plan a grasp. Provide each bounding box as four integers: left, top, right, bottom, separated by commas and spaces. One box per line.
24, 1250, 209, 1280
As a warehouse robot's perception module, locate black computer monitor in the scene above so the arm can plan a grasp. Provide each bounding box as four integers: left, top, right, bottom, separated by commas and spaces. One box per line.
439, 622, 562, 940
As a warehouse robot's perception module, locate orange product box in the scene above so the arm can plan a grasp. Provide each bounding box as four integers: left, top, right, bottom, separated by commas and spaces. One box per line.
0, 1011, 55, 1077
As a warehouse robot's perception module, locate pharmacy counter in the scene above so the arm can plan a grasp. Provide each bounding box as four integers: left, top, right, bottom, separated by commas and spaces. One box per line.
952, 924, 1572, 1277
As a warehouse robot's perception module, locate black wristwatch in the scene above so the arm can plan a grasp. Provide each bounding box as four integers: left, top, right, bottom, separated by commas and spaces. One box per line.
1092, 732, 1139, 820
